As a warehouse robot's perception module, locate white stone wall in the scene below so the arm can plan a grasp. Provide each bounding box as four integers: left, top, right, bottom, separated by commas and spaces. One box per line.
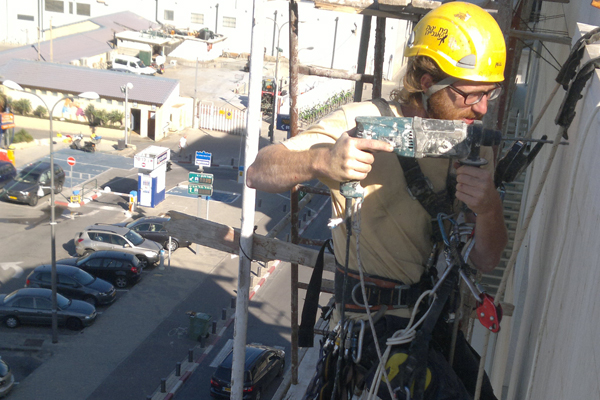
488, 3, 600, 399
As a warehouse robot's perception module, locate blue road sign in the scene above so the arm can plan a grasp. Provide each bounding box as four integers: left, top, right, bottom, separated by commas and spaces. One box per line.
195, 151, 212, 167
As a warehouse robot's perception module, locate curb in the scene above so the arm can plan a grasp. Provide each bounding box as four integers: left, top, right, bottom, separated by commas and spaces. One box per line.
54, 191, 102, 208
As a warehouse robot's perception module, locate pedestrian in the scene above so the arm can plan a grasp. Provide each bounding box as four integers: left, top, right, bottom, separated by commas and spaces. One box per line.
247, 2, 507, 400
179, 135, 187, 158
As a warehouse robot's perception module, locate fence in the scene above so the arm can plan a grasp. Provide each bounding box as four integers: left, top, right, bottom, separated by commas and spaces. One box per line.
197, 103, 246, 135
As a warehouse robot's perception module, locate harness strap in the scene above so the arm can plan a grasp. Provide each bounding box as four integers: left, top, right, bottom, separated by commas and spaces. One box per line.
334, 266, 426, 312
299, 239, 334, 348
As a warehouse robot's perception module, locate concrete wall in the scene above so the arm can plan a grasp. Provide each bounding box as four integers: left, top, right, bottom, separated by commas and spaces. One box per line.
487, 3, 600, 399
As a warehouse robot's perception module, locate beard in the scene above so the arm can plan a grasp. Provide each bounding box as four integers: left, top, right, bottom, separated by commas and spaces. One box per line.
427, 90, 484, 121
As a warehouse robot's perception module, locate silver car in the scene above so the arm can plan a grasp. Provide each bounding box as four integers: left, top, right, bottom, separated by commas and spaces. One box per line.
74, 224, 162, 268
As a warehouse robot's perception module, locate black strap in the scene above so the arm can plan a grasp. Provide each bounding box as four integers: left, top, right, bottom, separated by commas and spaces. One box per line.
299, 239, 333, 348
334, 266, 425, 311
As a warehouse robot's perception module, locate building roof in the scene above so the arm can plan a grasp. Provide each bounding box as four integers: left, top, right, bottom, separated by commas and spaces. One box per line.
0, 59, 179, 106
0, 11, 159, 67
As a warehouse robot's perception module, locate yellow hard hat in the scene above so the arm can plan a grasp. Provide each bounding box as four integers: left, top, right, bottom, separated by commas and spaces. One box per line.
405, 1, 506, 83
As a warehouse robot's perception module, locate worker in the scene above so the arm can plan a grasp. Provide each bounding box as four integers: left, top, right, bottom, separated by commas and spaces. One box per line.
247, 2, 507, 400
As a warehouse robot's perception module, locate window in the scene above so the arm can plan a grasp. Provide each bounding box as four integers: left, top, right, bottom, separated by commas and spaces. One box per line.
58, 275, 77, 287
35, 298, 52, 310
103, 259, 123, 269
133, 223, 150, 232
111, 235, 127, 246
45, 0, 64, 13
164, 10, 174, 21
191, 13, 204, 24
223, 16, 236, 28
83, 258, 103, 268
17, 15, 35, 21
76, 3, 90, 16
14, 297, 34, 308
90, 232, 111, 242
69, 2, 73, 14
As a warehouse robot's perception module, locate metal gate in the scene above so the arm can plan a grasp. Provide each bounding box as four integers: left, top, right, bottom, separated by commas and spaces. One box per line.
197, 103, 246, 135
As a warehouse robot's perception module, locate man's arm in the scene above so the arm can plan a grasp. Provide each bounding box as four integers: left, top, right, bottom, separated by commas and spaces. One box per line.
455, 164, 508, 273
247, 133, 394, 193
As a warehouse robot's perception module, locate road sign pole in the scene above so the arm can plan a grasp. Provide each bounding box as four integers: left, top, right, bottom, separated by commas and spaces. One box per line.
206, 196, 210, 221
70, 165, 73, 189
196, 195, 202, 254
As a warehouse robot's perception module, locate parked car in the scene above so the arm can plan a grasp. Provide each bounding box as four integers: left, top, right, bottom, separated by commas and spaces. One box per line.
0, 161, 65, 206
57, 250, 143, 288
210, 344, 285, 399
25, 264, 116, 306
74, 224, 162, 267
0, 356, 15, 398
0, 288, 96, 331
0, 161, 16, 189
115, 217, 191, 252
110, 54, 156, 75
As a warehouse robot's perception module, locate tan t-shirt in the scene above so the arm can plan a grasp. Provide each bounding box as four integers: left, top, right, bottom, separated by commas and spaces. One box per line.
283, 101, 495, 318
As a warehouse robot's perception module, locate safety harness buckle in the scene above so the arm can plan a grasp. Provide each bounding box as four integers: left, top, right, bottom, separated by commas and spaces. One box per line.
394, 284, 412, 308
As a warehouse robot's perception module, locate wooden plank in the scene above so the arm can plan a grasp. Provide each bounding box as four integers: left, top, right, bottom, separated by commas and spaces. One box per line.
297, 278, 336, 294
164, 211, 337, 272
313, 0, 438, 20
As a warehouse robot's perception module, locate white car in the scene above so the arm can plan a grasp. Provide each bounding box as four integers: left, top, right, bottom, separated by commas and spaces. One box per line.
110, 54, 156, 75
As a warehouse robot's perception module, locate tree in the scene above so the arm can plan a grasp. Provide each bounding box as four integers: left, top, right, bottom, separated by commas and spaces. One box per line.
107, 110, 124, 126
11, 98, 32, 115
33, 105, 47, 118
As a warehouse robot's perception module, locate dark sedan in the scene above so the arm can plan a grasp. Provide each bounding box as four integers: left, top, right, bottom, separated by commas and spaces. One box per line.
57, 250, 143, 288
0, 161, 16, 189
1, 161, 65, 206
0, 288, 97, 331
210, 344, 285, 399
26, 264, 117, 306
117, 217, 191, 252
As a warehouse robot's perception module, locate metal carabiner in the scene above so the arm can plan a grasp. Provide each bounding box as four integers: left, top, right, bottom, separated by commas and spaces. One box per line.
351, 281, 377, 308
344, 320, 354, 360
352, 319, 366, 364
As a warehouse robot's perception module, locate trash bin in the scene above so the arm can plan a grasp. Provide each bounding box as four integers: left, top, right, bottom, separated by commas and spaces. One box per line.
117, 139, 126, 150
188, 312, 212, 341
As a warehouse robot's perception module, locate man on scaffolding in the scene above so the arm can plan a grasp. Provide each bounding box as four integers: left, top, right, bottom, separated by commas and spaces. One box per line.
247, 2, 507, 399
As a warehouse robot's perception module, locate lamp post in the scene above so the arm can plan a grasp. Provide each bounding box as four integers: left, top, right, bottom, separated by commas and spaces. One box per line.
120, 82, 133, 146
265, 19, 308, 143
1, 79, 98, 343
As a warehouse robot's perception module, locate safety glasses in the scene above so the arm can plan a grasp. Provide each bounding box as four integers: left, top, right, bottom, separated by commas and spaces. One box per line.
448, 83, 502, 106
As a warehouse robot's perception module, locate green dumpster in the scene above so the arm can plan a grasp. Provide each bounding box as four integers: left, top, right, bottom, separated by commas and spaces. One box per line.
188, 312, 212, 341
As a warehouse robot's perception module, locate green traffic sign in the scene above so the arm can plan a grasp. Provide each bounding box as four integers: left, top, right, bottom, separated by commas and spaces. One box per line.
188, 172, 214, 185
188, 183, 213, 197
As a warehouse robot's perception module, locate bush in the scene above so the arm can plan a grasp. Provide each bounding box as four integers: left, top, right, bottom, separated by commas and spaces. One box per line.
12, 98, 32, 116
13, 129, 34, 143
107, 110, 124, 126
84, 104, 109, 128
33, 105, 47, 118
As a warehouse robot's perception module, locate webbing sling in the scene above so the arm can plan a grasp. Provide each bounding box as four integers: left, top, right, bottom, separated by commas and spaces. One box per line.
299, 239, 333, 347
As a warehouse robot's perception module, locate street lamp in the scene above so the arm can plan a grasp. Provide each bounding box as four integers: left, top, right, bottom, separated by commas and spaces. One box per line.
265, 19, 308, 143
1, 79, 98, 343
120, 82, 133, 146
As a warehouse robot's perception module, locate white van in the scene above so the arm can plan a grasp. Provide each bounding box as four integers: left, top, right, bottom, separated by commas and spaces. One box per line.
111, 55, 156, 75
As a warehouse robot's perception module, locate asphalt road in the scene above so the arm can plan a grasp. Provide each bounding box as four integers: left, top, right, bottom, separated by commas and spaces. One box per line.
0, 133, 333, 399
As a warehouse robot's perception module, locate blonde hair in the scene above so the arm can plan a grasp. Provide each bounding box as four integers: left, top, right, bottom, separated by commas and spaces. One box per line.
390, 56, 449, 108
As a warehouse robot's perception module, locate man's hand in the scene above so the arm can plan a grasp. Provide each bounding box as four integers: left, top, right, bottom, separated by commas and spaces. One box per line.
318, 132, 394, 182
454, 163, 500, 215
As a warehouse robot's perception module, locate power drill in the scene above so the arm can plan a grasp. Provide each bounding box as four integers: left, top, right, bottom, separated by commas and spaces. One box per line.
340, 116, 502, 198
